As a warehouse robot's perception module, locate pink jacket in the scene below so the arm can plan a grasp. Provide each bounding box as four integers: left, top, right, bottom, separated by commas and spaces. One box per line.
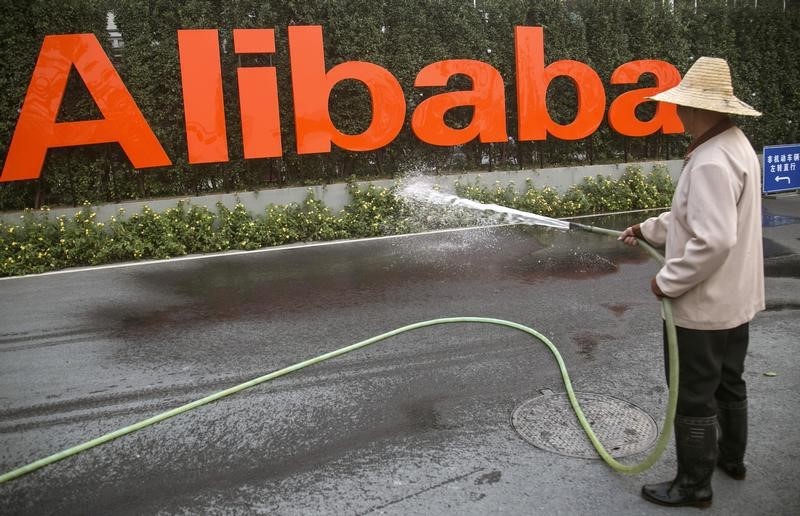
640, 127, 765, 330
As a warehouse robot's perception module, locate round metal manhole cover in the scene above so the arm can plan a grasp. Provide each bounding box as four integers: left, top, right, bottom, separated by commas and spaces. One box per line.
511, 392, 658, 459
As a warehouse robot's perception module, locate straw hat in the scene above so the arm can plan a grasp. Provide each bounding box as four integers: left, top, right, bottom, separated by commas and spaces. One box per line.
648, 57, 762, 117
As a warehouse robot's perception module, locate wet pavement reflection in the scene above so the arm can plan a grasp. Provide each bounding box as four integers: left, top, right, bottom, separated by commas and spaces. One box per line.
2, 207, 797, 515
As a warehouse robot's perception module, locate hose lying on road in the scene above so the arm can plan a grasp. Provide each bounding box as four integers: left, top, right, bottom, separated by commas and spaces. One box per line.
0, 225, 677, 484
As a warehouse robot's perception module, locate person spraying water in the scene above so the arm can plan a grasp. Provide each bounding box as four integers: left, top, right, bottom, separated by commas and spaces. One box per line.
618, 57, 764, 509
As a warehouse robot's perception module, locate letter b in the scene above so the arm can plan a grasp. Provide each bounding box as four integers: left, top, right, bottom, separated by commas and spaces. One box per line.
288, 26, 406, 154
515, 26, 605, 141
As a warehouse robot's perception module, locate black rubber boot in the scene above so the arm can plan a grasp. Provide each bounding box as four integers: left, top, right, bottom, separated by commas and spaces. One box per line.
717, 399, 747, 480
641, 415, 717, 508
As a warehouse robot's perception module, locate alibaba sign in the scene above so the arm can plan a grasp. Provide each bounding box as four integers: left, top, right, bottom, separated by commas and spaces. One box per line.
1, 26, 682, 182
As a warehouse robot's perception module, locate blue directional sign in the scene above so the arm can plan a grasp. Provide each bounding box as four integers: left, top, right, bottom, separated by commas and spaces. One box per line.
763, 143, 800, 194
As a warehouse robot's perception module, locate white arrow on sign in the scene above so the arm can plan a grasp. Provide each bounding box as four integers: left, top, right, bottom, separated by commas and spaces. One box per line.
776, 176, 791, 184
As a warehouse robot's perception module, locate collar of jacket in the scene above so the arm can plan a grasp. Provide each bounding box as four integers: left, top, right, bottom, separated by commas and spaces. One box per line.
685, 117, 735, 157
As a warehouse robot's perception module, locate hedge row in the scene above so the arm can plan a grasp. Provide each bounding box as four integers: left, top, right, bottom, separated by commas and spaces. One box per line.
0, 166, 673, 277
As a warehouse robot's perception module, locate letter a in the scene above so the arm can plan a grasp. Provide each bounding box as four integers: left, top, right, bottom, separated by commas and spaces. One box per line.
608, 60, 683, 136
412, 60, 507, 146
1, 34, 170, 182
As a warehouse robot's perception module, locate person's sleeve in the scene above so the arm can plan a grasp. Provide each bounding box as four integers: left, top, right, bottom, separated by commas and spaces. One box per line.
655, 162, 739, 298
639, 211, 672, 247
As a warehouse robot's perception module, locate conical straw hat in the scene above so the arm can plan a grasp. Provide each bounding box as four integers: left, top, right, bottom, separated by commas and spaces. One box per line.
647, 57, 761, 117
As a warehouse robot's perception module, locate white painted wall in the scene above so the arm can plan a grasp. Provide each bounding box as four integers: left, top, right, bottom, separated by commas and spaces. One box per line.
0, 159, 684, 224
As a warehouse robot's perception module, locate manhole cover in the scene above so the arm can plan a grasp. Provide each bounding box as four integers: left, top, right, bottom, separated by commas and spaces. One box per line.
511, 392, 658, 459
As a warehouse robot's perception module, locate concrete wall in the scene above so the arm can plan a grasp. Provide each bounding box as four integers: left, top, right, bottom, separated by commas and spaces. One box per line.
0, 159, 684, 224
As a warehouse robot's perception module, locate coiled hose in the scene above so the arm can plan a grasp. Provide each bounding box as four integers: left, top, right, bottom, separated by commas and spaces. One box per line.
0, 224, 677, 483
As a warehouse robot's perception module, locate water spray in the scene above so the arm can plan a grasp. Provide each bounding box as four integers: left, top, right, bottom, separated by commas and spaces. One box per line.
0, 186, 677, 484
399, 181, 572, 230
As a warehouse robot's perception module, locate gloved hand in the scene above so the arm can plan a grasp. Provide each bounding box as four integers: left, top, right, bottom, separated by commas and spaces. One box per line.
618, 224, 644, 246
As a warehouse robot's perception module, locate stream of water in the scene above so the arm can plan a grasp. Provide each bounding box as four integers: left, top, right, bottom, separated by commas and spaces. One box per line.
399, 180, 571, 231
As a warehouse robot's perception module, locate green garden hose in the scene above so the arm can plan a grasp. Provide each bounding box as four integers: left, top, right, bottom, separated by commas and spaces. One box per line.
0, 225, 677, 484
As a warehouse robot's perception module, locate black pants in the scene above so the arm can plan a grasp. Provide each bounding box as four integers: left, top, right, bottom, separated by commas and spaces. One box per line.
662, 322, 749, 417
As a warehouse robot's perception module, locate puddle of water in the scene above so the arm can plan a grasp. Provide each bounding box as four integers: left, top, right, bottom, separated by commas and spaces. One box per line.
763, 212, 800, 228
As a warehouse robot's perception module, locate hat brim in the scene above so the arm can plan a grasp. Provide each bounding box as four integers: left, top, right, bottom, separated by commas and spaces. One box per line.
647, 85, 762, 117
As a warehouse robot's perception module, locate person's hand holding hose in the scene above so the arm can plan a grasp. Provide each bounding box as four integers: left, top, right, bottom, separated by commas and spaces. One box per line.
618, 225, 671, 299
618, 224, 644, 247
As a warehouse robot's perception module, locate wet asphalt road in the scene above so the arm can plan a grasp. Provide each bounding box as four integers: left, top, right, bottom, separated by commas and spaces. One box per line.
1, 203, 799, 515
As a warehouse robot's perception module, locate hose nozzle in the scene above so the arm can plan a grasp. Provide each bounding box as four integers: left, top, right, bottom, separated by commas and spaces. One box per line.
569, 221, 621, 238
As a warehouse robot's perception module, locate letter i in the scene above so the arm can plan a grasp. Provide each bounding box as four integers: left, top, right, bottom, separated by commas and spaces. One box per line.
233, 29, 282, 158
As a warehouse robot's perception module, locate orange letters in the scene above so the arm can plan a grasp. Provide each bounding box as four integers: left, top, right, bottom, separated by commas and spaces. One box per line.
515, 26, 606, 141
233, 28, 283, 159
412, 60, 507, 146
178, 29, 229, 163
608, 60, 683, 136
288, 25, 406, 154
1, 26, 684, 183
2, 34, 170, 182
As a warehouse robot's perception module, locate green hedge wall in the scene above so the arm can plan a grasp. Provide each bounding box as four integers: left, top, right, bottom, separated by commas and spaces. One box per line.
1, 0, 795, 210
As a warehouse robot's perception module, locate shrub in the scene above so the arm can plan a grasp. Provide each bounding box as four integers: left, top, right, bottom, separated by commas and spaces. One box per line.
166, 203, 221, 254
457, 166, 674, 218
513, 181, 563, 217
289, 195, 347, 242
217, 202, 265, 251
262, 204, 302, 246
1, 209, 62, 275
108, 205, 188, 260
342, 182, 410, 237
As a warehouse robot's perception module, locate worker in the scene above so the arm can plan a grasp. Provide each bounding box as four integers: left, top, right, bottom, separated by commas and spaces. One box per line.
619, 56, 764, 508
